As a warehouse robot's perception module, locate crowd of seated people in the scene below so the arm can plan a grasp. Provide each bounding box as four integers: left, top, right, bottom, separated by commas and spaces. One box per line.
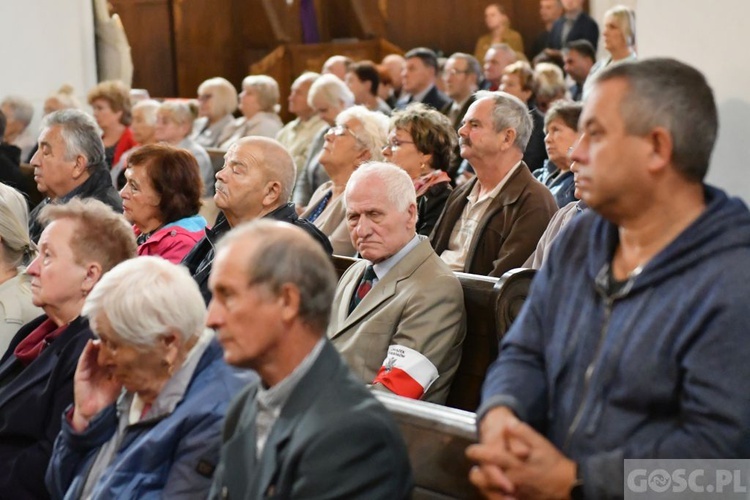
4, 4, 748, 499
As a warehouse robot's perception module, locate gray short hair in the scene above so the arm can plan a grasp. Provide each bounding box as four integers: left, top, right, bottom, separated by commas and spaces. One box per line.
346, 161, 416, 213
592, 58, 717, 182
242, 75, 281, 113
534, 62, 567, 100
132, 99, 160, 126
293, 71, 321, 88
83, 256, 206, 348
336, 105, 389, 162
1, 96, 34, 127
0, 184, 35, 268
42, 109, 105, 171
307, 73, 355, 109
217, 220, 337, 334
197, 77, 238, 117
474, 90, 533, 151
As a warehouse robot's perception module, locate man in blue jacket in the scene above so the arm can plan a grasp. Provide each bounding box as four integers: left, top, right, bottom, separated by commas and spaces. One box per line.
467, 58, 750, 499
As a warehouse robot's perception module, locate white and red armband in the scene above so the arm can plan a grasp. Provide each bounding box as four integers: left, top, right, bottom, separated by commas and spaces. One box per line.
372, 345, 439, 399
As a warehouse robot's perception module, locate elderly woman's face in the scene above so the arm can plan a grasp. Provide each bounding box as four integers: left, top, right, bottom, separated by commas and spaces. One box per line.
239, 87, 261, 119
382, 126, 428, 181
120, 164, 162, 233
131, 108, 156, 145
27, 219, 89, 311
94, 313, 171, 396
319, 118, 368, 174
154, 112, 189, 145
603, 15, 627, 52
544, 118, 579, 171
91, 98, 122, 131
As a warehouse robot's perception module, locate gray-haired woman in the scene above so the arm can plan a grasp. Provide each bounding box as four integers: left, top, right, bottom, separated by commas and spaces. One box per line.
46, 256, 252, 499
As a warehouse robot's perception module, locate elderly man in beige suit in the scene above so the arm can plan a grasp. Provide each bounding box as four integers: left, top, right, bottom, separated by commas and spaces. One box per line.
328, 162, 465, 404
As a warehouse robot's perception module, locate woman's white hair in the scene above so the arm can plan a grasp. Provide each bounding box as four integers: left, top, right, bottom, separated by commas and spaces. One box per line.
82, 256, 206, 348
345, 161, 416, 213
242, 75, 281, 113
336, 105, 389, 162
132, 99, 161, 126
307, 73, 355, 109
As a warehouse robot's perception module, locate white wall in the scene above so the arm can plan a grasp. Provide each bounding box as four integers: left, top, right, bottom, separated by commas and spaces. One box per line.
0, 0, 97, 134
592, 0, 750, 201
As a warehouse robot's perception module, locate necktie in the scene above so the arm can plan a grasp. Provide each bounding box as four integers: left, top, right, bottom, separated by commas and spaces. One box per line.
349, 265, 376, 314
306, 190, 332, 223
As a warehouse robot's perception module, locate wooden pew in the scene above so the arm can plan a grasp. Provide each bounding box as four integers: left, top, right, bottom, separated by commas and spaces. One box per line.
330, 255, 536, 412
447, 268, 536, 412
374, 391, 480, 499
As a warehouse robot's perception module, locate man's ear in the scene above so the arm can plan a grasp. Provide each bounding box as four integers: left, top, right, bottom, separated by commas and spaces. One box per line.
645, 127, 673, 174
71, 155, 88, 180
262, 180, 282, 208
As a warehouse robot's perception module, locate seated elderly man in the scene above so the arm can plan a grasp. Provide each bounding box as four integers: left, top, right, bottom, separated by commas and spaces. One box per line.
431, 91, 557, 277
329, 162, 465, 404
468, 59, 750, 500
28, 109, 122, 242
182, 137, 332, 303
207, 220, 412, 498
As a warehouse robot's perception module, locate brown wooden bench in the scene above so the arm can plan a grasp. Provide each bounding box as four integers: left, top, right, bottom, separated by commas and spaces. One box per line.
373, 391, 480, 499
330, 255, 536, 412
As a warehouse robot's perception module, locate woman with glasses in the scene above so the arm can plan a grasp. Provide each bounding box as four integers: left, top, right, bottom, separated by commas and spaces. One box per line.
301, 106, 389, 256
382, 103, 456, 236
190, 77, 238, 148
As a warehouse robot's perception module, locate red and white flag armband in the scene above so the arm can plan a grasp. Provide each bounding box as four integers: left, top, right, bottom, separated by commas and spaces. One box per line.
372, 345, 439, 399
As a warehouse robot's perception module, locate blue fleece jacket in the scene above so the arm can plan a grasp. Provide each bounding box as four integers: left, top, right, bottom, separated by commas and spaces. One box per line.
480, 185, 750, 499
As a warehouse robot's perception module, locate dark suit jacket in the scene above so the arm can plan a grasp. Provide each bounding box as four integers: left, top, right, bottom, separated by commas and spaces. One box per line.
548, 11, 600, 51
0, 315, 93, 500
209, 341, 413, 499
430, 164, 558, 277
523, 107, 548, 172
182, 204, 333, 304
396, 84, 452, 113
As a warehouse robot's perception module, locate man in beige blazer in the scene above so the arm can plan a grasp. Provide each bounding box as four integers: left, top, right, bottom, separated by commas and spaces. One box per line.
328, 162, 465, 404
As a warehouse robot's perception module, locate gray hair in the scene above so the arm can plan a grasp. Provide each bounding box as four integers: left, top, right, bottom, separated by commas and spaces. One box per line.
345, 161, 416, 213
0, 184, 35, 268
293, 71, 321, 88
242, 75, 281, 113
217, 220, 337, 334
449, 52, 482, 79
1, 96, 34, 127
197, 77, 238, 116
42, 109, 105, 171
474, 90, 533, 151
593, 58, 717, 182
336, 105, 389, 162
488, 43, 518, 62
159, 100, 199, 127
307, 73, 355, 109
132, 99, 160, 126
83, 256, 206, 348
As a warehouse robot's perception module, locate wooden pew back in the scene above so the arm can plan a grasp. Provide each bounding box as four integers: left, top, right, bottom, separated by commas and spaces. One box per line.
374, 391, 480, 499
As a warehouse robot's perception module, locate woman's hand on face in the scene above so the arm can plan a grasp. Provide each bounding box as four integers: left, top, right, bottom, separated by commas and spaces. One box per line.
72, 339, 122, 432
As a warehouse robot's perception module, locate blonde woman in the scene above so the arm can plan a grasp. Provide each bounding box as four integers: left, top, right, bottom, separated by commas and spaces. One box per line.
0, 184, 41, 355
583, 5, 637, 99
218, 75, 283, 148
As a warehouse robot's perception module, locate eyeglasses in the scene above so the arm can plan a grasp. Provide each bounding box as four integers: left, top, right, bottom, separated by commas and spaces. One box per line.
326, 124, 359, 141
383, 138, 415, 150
